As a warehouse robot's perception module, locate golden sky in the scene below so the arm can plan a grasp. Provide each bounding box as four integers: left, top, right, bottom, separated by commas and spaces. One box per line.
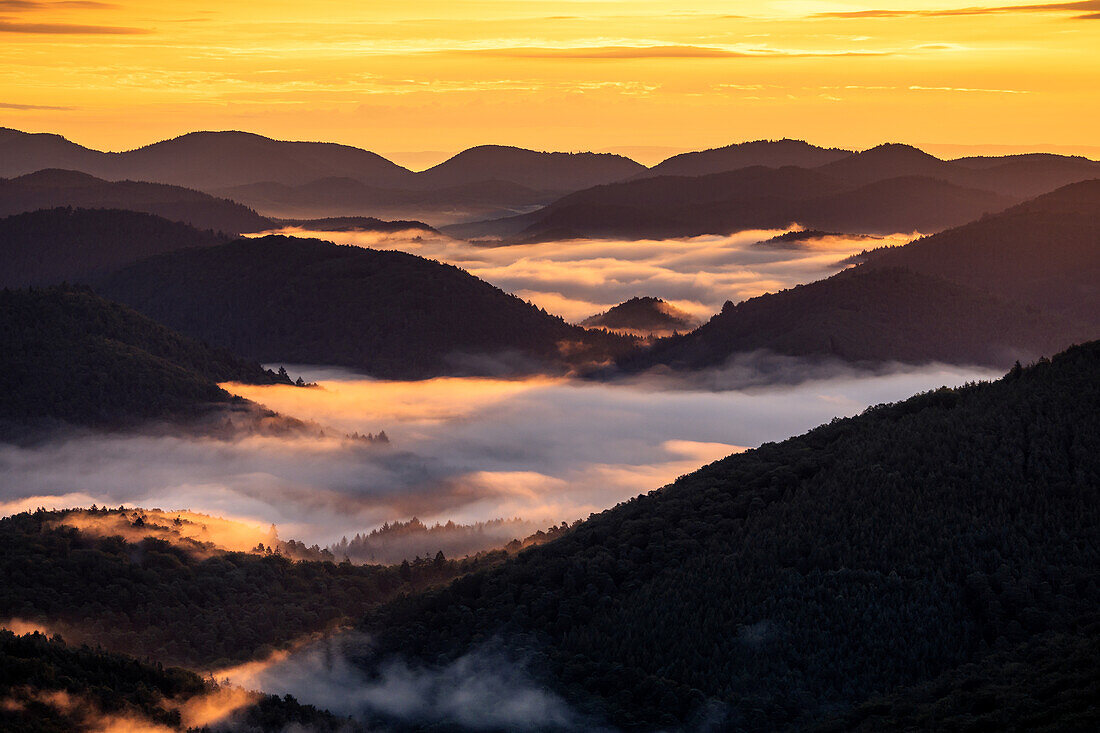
2, 1, 1098, 159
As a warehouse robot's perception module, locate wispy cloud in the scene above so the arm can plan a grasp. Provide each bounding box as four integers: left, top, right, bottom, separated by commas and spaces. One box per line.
814, 1, 1100, 20
0, 20, 148, 33
0, 1, 117, 8
453, 45, 892, 60
0, 101, 75, 109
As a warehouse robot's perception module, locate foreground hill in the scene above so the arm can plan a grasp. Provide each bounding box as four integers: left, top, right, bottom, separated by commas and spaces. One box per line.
640, 139, 851, 178
0, 207, 225, 288
98, 235, 634, 378
365, 342, 1100, 730
581, 296, 700, 336
0, 169, 271, 234
0, 630, 353, 732
0, 287, 288, 435
0, 508, 494, 669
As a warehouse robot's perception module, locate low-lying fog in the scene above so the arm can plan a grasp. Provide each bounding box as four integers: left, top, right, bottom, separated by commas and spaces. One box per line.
255, 227, 915, 322
0, 362, 998, 547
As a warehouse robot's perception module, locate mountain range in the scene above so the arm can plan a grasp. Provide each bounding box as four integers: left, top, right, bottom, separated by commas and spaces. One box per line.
7, 128, 1098, 230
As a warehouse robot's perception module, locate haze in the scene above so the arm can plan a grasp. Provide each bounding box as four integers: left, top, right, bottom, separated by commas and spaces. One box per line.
3, 1, 1098, 155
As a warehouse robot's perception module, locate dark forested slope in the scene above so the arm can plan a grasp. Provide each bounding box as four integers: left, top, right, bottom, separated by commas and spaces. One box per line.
861, 179, 1100, 323
0, 509, 498, 670
0, 169, 272, 234
0, 207, 225, 288
614, 267, 1085, 372
364, 342, 1100, 730
0, 630, 354, 732
0, 287, 287, 433
99, 235, 633, 378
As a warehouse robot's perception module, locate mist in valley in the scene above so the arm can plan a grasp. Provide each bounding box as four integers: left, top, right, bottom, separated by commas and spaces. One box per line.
0, 361, 998, 550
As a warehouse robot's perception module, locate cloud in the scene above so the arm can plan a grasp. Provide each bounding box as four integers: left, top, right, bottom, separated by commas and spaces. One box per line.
0, 362, 998, 547
0, 1, 117, 8
0, 20, 148, 33
0, 101, 76, 110
813, 1, 1100, 20
264, 226, 911, 323
452, 45, 892, 59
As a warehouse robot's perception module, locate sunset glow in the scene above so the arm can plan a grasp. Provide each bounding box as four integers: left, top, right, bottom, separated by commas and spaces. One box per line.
3, 1, 1097, 156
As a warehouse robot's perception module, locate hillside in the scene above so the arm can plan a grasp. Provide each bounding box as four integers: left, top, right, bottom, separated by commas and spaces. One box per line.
98, 235, 634, 378
861, 179, 1100, 322
414, 145, 645, 192
0, 630, 354, 732
0, 508, 498, 669
640, 139, 851, 178
617, 267, 1083, 372
0, 207, 225, 288
467, 167, 1013, 241
0, 169, 271, 234
364, 341, 1100, 730
581, 296, 700, 336
0, 287, 288, 434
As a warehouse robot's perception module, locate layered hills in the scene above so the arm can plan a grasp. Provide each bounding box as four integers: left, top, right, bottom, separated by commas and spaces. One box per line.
0, 169, 271, 234
614, 181, 1099, 373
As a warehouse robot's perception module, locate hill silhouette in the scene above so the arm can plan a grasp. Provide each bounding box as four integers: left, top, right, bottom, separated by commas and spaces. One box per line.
640, 139, 851, 178
414, 145, 645, 192
860, 179, 1100, 323
581, 296, 700, 336
614, 267, 1084, 372
473, 167, 1013, 241
0, 286, 289, 435
0, 207, 226, 288
98, 235, 634, 378
613, 183, 1099, 373
0, 169, 271, 234
364, 341, 1100, 730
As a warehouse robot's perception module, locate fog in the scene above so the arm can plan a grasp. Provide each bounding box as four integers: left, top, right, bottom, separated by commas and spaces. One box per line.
216, 632, 590, 731
0, 361, 999, 547
256, 227, 915, 322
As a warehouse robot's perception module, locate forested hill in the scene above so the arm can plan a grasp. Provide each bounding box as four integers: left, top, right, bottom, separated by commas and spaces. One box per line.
614, 182, 1099, 373
613, 267, 1086, 372
98, 235, 634, 378
861, 179, 1100, 323
0, 287, 289, 434
364, 341, 1100, 730
0, 630, 355, 732
0, 169, 272, 234
0, 207, 226, 288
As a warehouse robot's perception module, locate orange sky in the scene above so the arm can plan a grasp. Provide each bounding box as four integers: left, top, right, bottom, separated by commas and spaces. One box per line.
1, 1, 1098, 159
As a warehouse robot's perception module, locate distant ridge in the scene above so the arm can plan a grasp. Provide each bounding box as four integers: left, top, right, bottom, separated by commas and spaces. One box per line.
0, 207, 226, 288
0, 169, 272, 234
639, 139, 852, 178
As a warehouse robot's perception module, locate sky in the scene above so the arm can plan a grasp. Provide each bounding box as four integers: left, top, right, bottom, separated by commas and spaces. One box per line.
2, 1, 1098, 158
